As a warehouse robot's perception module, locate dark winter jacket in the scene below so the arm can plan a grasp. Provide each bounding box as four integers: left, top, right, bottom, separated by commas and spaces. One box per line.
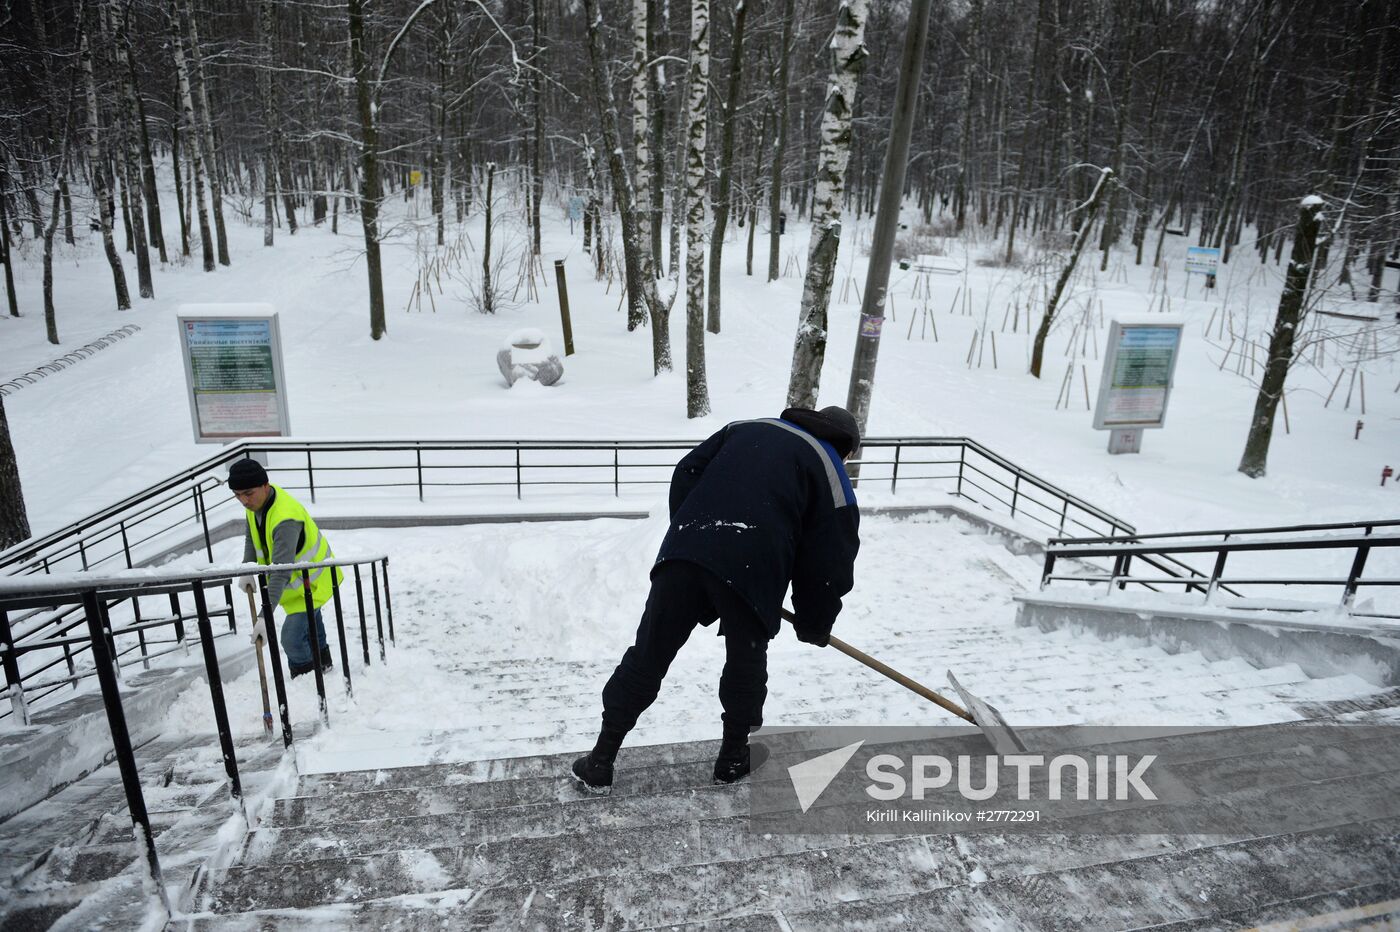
655, 412, 861, 641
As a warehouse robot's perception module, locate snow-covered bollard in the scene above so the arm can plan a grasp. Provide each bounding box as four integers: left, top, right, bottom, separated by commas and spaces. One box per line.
497, 329, 564, 387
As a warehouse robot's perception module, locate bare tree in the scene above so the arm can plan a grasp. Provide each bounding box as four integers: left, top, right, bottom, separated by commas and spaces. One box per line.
767, 0, 795, 282
581, 0, 675, 374
786, 0, 870, 409
684, 0, 712, 418
1029, 166, 1113, 378
0, 394, 28, 550
80, 20, 129, 309
1239, 197, 1324, 478
705, 0, 748, 335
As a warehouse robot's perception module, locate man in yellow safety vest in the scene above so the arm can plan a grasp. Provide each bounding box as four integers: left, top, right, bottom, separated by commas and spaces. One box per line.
228, 458, 343, 677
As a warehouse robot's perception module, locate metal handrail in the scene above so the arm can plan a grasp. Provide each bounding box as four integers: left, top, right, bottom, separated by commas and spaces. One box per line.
0, 554, 395, 922
1040, 526, 1399, 615
3, 438, 1135, 584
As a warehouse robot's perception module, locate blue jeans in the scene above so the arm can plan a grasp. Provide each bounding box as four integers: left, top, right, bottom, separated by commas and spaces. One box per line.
281, 608, 328, 669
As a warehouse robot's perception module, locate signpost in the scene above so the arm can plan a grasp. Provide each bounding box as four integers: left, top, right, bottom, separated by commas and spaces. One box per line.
1185, 245, 1220, 288
177, 305, 291, 444
1092, 319, 1183, 454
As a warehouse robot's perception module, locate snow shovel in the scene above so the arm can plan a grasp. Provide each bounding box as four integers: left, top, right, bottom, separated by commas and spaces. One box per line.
780, 608, 1028, 755
246, 589, 275, 735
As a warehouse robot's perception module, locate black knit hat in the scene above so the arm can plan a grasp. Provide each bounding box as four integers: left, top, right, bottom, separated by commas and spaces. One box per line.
818, 406, 861, 459
227, 458, 269, 491
780, 406, 861, 459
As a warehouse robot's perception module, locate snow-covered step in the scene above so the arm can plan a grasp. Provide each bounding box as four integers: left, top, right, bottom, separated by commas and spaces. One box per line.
205, 833, 952, 918
773, 820, 1400, 931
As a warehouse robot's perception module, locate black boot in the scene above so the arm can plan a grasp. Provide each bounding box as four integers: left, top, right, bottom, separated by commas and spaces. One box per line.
571, 724, 627, 795
713, 727, 769, 785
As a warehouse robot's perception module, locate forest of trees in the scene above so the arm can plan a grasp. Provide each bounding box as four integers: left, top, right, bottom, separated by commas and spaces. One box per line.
0, 0, 1398, 540
3, 0, 1396, 332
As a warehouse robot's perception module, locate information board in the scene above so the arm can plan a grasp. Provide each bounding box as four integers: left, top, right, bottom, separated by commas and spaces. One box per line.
177, 306, 291, 443
1185, 246, 1220, 276
1092, 321, 1183, 430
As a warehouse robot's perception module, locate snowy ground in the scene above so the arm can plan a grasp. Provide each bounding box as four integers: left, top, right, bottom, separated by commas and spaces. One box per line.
150, 514, 1382, 776
4, 179, 1400, 542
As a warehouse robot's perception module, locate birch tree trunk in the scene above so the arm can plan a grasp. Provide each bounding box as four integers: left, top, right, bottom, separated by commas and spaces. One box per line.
786, 0, 869, 409
178, 0, 229, 266
582, 0, 673, 373
530, 0, 544, 257
684, 0, 711, 418
258, 0, 276, 246
81, 27, 130, 309
1239, 197, 1323, 478
705, 0, 748, 335
630, 0, 653, 310
172, 1, 214, 272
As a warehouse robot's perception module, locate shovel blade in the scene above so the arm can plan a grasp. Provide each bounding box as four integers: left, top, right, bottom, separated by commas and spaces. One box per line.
947, 671, 1030, 755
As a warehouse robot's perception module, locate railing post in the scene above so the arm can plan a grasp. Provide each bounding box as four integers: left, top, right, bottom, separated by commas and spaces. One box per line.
1040, 552, 1055, 591
371, 562, 386, 662
196, 485, 213, 562
515, 448, 522, 500
1010, 474, 1021, 518
302, 569, 329, 727
223, 580, 236, 632
80, 589, 171, 921
1205, 550, 1228, 603
1117, 554, 1132, 591
614, 448, 620, 498
381, 558, 395, 645
307, 451, 316, 504
78, 538, 89, 571
955, 444, 965, 498
132, 597, 150, 670
259, 581, 294, 748
891, 444, 901, 494
416, 449, 424, 502
189, 581, 244, 807
0, 609, 29, 726
331, 577, 352, 698
1107, 554, 1123, 594
1343, 544, 1371, 608
353, 565, 371, 666
120, 522, 133, 569
98, 598, 121, 681
1059, 499, 1070, 536
168, 592, 187, 647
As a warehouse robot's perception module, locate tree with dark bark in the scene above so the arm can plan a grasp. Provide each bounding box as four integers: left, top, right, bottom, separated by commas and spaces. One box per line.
1238, 197, 1324, 478
0, 394, 30, 551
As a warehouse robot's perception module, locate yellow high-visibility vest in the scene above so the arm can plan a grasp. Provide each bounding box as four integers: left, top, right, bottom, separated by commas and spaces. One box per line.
248, 485, 343, 613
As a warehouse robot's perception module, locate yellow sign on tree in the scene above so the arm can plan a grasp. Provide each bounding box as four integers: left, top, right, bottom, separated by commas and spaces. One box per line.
409, 170, 423, 186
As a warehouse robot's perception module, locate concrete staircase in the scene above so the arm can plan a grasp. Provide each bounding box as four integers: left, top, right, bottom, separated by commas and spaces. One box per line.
0, 728, 298, 931
182, 720, 1400, 930
176, 629, 1400, 930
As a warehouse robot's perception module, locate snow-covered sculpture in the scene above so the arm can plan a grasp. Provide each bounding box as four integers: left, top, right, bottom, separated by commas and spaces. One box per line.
497, 328, 564, 387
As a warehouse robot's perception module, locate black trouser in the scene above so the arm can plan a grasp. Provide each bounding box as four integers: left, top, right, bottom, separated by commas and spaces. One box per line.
601, 560, 769, 735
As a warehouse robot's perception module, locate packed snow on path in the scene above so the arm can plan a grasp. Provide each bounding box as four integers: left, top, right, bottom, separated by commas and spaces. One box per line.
155, 513, 1384, 775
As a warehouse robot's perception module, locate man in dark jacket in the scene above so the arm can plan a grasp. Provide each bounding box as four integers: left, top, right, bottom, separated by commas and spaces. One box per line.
572, 406, 861, 793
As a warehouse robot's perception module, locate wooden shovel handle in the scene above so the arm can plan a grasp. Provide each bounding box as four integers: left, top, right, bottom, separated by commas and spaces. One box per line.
247, 589, 274, 722
781, 608, 976, 725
